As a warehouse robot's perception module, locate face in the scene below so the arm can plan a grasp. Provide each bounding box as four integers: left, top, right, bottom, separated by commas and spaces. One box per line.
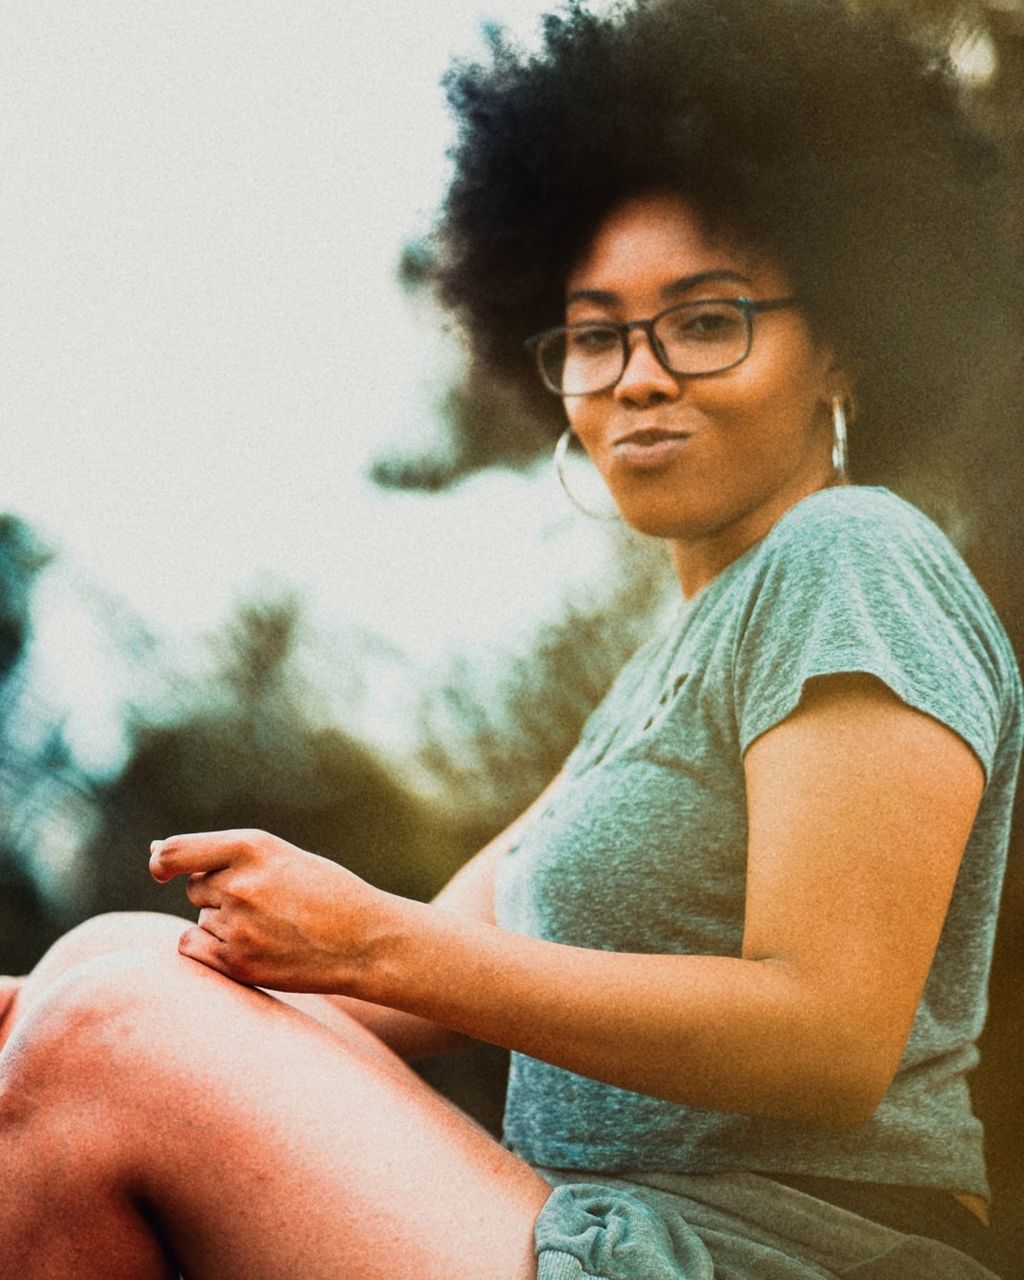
562, 193, 847, 594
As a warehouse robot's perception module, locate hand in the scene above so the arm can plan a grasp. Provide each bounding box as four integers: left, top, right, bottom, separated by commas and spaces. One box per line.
149, 828, 386, 993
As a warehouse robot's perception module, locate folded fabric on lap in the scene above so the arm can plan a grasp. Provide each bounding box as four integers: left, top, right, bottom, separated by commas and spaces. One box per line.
532, 1169, 1003, 1280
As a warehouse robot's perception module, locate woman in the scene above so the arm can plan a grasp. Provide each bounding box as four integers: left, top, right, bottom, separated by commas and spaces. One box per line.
0, 1, 1019, 1276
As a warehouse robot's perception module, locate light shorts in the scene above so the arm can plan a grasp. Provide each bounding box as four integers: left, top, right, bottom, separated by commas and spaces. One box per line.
532, 1168, 1001, 1279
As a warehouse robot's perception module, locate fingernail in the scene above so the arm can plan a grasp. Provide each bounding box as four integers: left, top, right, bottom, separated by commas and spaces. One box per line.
150, 840, 163, 855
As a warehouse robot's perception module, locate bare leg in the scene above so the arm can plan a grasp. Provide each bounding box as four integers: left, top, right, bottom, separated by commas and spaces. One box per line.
0, 975, 19, 1043
0, 923, 550, 1279
0, 912, 188, 1054
1, 912, 406, 1053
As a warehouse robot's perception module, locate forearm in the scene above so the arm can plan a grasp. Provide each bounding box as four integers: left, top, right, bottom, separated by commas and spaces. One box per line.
297, 810, 541, 1060
313, 776, 564, 1059
348, 897, 889, 1128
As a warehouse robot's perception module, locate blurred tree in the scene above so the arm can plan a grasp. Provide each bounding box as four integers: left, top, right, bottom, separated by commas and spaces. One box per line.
414, 530, 672, 837
0, 517, 95, 971
368, 239, 553, 492
0, 516, 51, 680
75, 595, 471, 927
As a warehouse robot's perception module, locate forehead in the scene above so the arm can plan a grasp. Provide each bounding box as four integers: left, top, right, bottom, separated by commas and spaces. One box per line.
566, 193, 788, 302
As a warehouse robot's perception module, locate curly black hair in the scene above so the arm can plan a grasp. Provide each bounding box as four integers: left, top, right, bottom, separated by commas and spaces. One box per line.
434, 0, 1018, 480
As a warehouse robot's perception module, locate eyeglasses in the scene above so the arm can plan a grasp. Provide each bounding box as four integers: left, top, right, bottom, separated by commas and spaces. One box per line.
525, 296, 799, 396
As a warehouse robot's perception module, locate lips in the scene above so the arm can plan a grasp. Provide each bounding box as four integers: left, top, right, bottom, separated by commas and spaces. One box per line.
615, 428, 690, 446
612, 426, 692, 471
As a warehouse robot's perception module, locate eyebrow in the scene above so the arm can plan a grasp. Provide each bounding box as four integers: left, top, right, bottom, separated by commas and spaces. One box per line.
565, 269, 754, 308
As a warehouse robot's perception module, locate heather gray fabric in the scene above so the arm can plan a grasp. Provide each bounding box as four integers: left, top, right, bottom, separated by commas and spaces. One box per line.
495, 486, 1023, 1198
533, 1169, 1002, 1278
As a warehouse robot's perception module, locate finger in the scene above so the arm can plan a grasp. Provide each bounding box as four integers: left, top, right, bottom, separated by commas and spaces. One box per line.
196, 906, 223, 938
177, 925, 237, 979
185, 871, 223, 909
149, 830, 255, 883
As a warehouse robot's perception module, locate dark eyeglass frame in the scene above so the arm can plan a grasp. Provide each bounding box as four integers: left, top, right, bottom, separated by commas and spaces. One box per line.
525, 295, 800, 396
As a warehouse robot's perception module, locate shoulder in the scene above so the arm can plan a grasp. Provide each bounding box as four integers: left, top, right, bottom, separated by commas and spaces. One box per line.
729, 486, 1021, 770
736, 484, 1005, 647
760, 485, 958, 567
743, 485, 997, 626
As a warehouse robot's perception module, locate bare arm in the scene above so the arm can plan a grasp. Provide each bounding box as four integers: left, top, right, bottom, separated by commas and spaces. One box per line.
364, 675, 981, 1124
152, 674, 983, 1126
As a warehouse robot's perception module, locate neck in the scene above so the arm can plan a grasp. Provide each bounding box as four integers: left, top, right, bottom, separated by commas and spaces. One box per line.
668, 466, 846, 600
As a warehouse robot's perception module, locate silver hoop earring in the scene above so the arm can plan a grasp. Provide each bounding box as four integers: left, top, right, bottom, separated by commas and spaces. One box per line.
554, 428, 621, 521
831, 396, 849, 479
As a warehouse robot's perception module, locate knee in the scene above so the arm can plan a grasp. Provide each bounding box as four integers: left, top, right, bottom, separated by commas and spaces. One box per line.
1, 948, 189, 1111
43, 910, 185, 971
0, 953, 185, 1198
22, 911, 185, 999
1, 912, 188, 1057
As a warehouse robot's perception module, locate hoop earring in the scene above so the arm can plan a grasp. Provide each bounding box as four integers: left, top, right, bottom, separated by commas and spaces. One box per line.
831, 396, 849, 479
554, 428, 621, 521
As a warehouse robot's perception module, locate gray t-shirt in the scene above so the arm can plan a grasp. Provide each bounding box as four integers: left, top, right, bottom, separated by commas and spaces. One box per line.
494, 486, 1023, 1197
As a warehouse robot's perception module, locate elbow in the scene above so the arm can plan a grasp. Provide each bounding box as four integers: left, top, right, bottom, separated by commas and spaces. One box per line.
835, 1055, 898, 1130
674, 1035, 895, 1130
773, 1077, 887, 1133
812, 1080, 887, 1132
751, 972, 906, 1130
785, 1044, 896, 1132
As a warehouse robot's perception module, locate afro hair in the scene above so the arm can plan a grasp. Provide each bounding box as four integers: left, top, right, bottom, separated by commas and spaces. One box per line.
434, 0, 1019, 480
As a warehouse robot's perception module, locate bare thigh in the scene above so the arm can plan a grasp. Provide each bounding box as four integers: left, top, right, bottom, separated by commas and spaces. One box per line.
0, 916, 551, 1280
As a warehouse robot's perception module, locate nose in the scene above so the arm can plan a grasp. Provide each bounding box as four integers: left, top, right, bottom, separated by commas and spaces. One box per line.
612, 330, 682, 406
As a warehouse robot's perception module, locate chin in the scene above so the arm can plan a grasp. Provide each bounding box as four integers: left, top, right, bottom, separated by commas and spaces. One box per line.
614, 496, 714, 542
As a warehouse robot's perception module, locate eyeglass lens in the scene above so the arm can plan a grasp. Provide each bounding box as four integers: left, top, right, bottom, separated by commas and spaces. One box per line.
538, 300, 751, 394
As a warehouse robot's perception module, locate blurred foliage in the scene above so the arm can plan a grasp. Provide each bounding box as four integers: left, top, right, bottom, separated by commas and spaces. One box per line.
0, 517, 50, 681
0, 593, 462, 954
368, 306, 552, 492
414, 531, 672, 837
74, 599, 475, 919
370, 238, 551, 490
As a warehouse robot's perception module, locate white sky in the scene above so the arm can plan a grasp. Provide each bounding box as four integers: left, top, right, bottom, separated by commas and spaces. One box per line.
0, 1, 620, 639
1, 1, 648, 779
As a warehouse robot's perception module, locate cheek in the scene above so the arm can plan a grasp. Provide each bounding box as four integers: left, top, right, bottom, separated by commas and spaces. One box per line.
717, 352, 828, 435
564, 398, 603, 454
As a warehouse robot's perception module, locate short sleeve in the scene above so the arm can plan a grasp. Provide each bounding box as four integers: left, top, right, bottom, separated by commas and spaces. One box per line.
731, 490, 1009, 780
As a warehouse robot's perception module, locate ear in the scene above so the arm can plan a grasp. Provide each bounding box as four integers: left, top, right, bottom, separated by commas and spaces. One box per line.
817, 346, 861, 417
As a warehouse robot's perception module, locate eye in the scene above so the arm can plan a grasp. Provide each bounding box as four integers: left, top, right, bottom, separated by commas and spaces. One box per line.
565, 325, 620, 355
691, 309, 737, 335
661, 303, 744, 344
